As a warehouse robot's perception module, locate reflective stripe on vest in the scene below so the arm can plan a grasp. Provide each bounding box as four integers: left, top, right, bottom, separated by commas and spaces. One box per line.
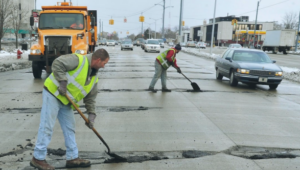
44, 54, 98, 108
156, 49, 176, 70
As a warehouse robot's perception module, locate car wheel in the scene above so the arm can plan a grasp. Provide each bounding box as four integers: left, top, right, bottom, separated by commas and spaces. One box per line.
131, 48, 133, 51
229, 70, 238, 86
216, 68, 223, 80
269, 84, 278, 90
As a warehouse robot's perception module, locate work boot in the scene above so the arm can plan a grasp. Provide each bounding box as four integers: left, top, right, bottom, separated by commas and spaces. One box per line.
30, 157, 55, 170
147, 87, 157, 93
162, 88, 172, 92
66, 158, 91, 168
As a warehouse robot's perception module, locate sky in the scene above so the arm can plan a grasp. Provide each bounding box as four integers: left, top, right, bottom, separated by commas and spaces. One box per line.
36, 0, 300, 38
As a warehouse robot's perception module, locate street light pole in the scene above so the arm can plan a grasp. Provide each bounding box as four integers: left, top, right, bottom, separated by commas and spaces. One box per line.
210, 0, 217, 55
150, 18, 162, 39
253, 0, 260, 49
295, 11, 300, 52
155, 1, 173, 40
178, 0, 183, 44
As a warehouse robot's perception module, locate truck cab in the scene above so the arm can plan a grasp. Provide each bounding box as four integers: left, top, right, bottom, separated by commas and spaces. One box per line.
29, 2, 97, 78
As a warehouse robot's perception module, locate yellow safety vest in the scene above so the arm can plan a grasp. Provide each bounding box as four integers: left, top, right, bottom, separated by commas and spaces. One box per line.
156, 49, 176, 70
44, 53, 98, 108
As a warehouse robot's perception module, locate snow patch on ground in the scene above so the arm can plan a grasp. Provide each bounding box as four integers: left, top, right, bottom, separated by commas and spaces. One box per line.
181, 47, 300, 83
0, 49, 31, 72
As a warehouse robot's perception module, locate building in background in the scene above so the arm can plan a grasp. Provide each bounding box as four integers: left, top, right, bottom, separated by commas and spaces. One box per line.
190, 15, 274, 47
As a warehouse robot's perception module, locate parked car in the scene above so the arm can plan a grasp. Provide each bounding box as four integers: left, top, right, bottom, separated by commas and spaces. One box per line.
168, 42, 174, 46
196, 42, 206, 49
186, 41, 196, 48
228, 44, 242, 48
98, 40, 106, 45
215, 48, 283, 89
141, 40, 146, 49
115, 41, 118, 45
133, 40, 137, 46
180, 42, 186, 47
106, 40, 115, 46
144, 39, 160, 53
121, 41, 133, 51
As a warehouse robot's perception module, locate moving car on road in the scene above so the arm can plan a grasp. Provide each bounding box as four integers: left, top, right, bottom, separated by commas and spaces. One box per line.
186, 41, 196, 48
215, 48, 283, 89
136, 38, 145, 46
121, 41, 133, 51
106, 40, 115, 46
157, 39, 164, 48
144, 39, 160, 53
98, 40, 106, 45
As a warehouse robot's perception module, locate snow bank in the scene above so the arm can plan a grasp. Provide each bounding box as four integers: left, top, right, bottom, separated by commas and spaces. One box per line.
181, 47, 300, 83
0, 49, 31, 72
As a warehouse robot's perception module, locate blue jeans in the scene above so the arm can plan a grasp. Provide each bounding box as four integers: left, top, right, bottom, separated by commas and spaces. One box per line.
149, 60, 167, 89
33, 89, 78, 160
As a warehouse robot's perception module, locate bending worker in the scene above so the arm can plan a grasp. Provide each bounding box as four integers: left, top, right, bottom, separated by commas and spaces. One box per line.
148, 44, 182, 92
30, 49, 110, 170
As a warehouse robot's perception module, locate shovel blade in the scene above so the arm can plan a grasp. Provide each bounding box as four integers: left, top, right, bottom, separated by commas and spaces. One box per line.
191, 82, 201, 91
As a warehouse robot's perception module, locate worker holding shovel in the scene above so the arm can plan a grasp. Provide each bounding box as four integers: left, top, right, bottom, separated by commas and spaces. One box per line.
148, 44, 182, 92
30, 49, 109, 170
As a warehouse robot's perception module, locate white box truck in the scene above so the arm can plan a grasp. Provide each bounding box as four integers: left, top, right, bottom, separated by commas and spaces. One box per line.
262, 30, 296, 54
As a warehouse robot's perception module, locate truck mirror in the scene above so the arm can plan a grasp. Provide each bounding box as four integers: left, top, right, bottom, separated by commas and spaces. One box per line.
91, 16, 95, 27
30, 16, 34, 26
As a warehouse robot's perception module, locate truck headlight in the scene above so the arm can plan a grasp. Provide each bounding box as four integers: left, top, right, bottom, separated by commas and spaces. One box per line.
31, 49, 41, 54
75, 50, 86, 54
237, 68, 249, 74
275, 72, 283, 76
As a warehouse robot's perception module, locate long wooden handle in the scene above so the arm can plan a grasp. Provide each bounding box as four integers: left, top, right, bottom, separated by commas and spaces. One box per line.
181, 73, 192, 83
65, 94, 111, 153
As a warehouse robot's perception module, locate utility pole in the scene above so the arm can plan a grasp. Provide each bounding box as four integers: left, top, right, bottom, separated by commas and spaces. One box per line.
178, 0, 183, 44
155, 0, 173, 40
295, 11, 300, 52
252, 1, 260, 49
141, 12, 143, 38
99, 19, 101, 40
210, 0, 217, 55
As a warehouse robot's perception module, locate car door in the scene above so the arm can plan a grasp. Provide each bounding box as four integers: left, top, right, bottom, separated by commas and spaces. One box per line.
217, 49, 231, 76
222, 50, 234, 77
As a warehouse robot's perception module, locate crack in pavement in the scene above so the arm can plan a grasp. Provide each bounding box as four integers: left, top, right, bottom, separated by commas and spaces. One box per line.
2, 145, 299, 169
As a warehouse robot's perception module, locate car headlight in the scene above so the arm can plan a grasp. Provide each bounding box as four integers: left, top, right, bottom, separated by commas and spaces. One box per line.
275, 72, 283, 76
75, 50, 86, 55
237, 68, 250, 74
31, 49, 41, 54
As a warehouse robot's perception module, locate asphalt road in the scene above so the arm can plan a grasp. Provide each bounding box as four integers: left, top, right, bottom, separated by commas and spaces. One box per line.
1, 45, 300, 169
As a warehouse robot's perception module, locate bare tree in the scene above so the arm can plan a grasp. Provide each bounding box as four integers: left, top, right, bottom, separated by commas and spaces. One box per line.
282, 11, 298, 29
0, 0, 13, 50
10, 2, 29, 48
273, 21, 283, 30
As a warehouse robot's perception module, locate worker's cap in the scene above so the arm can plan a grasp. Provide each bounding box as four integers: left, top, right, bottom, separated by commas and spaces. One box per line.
175, 44, 181, 50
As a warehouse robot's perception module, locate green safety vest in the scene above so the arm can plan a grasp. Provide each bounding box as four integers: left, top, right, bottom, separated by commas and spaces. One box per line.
44, 53, 98, 108
156, 49, 176, 70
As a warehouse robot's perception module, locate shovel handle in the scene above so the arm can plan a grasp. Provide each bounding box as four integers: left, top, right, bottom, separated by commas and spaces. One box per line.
181, 73, 192, 83
65, 94, 111, 153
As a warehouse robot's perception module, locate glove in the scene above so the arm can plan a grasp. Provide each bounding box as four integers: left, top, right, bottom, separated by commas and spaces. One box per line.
176, 67, 182, 74
58, 81, 67, 95
86, 113, 96, 129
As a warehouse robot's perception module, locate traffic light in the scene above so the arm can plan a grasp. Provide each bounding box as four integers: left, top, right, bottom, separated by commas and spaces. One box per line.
127, 31, 129, 34
109, 19, 114, 25
182, 21, 185, 26
139, 16, 144, 22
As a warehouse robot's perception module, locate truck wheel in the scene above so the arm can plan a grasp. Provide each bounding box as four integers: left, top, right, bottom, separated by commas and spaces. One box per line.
283, 50, 287, 55
272, 50, 277, 54
32, 61, 43, 79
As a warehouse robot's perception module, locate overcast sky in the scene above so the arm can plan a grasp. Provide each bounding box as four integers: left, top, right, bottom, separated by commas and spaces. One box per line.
36, 0, 300, 38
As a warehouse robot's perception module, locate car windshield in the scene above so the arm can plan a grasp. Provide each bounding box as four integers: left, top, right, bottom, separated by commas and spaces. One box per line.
123, 41, 132, 44
147, 40, 159, 44
188, 41, 195, 44
232, 51, 273, 63
158, 39, 163, 43
39, 13, 84, 30
108, 40, 114, 42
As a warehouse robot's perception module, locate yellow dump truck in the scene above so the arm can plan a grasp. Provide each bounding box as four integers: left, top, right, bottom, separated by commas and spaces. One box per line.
29, 2, 97, 78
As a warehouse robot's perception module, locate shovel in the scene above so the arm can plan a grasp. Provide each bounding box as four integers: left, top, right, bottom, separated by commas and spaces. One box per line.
65, 94, 126, 161
181, 72, 201, 91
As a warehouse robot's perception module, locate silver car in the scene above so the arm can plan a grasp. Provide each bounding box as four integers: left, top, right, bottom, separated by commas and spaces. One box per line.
106, 40, 115, 46
121, 41, 133, 51
144, 39, 160, 53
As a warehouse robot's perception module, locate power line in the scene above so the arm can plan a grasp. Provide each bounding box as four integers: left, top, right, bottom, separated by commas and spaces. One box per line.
239, 0, 291, 15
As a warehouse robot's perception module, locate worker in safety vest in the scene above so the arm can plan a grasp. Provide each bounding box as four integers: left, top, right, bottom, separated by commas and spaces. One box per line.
70, 16, 83, 29
30, 49, 109, 170
148, 44, 182, 92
